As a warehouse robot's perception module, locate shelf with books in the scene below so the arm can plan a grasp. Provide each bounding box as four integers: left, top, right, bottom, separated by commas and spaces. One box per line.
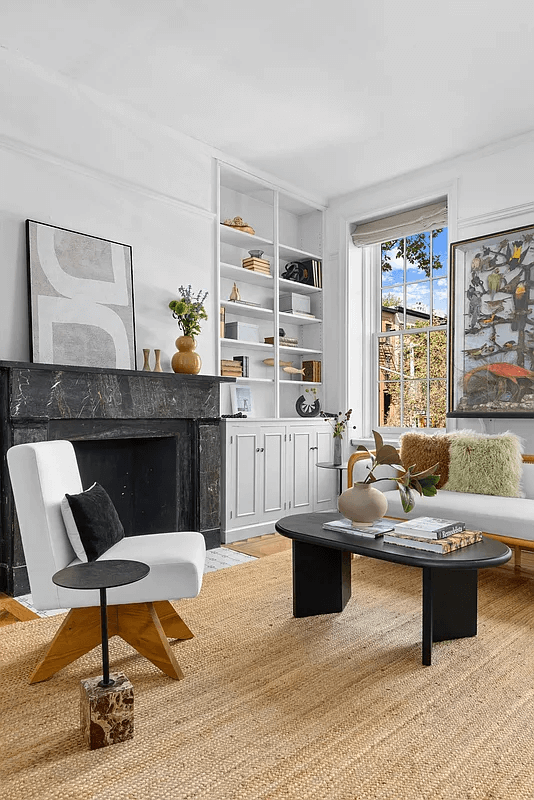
217, 160, 325, 419
278, 276, 322, 296
220, 261, 274, 289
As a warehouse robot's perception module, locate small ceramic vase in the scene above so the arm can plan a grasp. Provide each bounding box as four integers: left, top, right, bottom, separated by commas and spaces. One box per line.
153, 349, 162, 372
142, 349, 151, 371
338, 483, 388, 527
171, 335, 202, 374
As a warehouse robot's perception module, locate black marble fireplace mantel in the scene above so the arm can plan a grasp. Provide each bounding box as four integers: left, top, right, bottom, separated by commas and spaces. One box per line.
0, 360, 234, 596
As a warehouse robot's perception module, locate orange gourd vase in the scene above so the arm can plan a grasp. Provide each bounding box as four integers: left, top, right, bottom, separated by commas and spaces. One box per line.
171, 335, 202, 374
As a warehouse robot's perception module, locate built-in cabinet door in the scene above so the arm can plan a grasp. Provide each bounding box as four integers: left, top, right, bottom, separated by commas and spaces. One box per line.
233, 427, 260, 523
290, 427, 314, 512
260, 426, 286, 519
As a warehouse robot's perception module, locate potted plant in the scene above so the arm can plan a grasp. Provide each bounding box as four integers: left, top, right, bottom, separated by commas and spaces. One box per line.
169, 285, 208, 374
338, 430, 440, 526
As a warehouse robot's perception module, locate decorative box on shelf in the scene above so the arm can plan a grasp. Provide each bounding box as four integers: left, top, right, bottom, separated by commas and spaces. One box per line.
224, 321, 260, 342
279, 292, 311, 315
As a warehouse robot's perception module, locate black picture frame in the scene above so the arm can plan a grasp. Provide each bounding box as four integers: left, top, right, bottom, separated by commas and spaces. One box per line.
26, 220, 137, 370
448, 222, 534, 417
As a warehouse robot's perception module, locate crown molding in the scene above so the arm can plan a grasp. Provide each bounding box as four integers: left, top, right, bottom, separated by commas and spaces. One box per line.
0, 133, 215, 220
457, 201, 534, 231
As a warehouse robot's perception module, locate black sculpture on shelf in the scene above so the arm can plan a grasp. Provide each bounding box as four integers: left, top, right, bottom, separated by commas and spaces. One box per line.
295, 394, 321, 417
281, 262, 304, 282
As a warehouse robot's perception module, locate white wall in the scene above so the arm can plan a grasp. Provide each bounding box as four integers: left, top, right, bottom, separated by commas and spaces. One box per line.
327, 132, 534, 451
0, 50, 322, 379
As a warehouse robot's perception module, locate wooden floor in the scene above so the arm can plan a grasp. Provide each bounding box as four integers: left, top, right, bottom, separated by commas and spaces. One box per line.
226, 532, 291, 558
0, 592, 39, 628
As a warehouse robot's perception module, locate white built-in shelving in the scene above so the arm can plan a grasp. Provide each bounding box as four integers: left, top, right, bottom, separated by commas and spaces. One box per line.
216, 161, 325, 419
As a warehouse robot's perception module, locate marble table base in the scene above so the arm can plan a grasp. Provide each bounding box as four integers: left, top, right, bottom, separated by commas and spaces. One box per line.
80, 672, 134, 749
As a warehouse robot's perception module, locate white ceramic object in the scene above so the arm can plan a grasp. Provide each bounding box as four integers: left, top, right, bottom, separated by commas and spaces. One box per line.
337, 482, 388, 527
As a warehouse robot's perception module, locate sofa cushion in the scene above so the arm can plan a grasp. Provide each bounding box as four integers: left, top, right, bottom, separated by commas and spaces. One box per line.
442, 431, 523, 497
383, 489, 534, 542
399, 432, 451, 489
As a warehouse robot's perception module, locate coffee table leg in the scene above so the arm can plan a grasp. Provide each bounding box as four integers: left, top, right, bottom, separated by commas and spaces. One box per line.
422, 567, 478, 666
292, 540, 351, 618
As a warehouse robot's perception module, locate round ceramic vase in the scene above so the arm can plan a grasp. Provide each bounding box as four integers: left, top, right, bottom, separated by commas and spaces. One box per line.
171, 335, 202, 374
337, 483, 388, 527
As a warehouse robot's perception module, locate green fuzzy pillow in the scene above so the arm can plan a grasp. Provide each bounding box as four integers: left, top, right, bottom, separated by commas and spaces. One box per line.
442, 431, 523, 497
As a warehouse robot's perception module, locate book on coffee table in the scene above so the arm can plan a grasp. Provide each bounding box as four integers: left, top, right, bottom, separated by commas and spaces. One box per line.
383, 529, 482, 553
393, 517, 465, 540
322, 518, 394, 538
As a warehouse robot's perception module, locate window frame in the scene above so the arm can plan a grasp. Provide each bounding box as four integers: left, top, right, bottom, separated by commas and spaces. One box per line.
361, 235, 449, 437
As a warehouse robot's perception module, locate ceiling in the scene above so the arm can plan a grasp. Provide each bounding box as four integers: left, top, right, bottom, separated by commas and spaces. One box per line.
3, 0, 534, 202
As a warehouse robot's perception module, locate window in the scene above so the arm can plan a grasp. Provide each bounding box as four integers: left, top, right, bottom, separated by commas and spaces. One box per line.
378, 227, 448, 428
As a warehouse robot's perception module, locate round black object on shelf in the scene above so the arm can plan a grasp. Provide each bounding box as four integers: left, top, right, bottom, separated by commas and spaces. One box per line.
295, 394, 321, 417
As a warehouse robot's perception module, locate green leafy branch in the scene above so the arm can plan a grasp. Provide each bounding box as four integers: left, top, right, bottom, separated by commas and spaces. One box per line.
356, 430, 440, 513
169, 285, 208, 340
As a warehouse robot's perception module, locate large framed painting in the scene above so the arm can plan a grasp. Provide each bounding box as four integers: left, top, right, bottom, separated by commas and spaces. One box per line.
448, 223, 534, 417
26, 220, 137, 370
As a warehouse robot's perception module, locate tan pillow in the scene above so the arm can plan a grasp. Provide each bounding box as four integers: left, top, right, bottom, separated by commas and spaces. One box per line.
399, 432, 451, 489
442, 431, 523, 497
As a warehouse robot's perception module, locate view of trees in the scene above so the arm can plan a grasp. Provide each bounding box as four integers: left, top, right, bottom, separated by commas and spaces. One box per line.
381, 230, 445, 277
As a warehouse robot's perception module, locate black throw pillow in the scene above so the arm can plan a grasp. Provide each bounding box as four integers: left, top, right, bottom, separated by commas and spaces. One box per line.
64, 482, 124, 562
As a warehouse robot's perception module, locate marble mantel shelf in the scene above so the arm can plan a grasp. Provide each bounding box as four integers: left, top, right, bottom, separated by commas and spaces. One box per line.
0, 360, 234, 422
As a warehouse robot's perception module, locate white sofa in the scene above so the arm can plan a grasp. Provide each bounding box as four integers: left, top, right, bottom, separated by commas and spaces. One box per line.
347, 452, 534, 566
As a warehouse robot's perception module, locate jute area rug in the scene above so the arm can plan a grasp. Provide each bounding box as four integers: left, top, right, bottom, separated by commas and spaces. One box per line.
1, 551, 534, 800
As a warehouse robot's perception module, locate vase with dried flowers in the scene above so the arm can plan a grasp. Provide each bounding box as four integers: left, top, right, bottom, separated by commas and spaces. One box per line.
326, 408, 352, 465
169, 285, 208, 374
338, 430, 440, 526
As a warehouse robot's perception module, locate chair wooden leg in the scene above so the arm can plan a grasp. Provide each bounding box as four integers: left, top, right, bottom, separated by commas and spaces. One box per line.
29, 607, 103, 684
515, 546, 522, 572
153, 600, 194, 640
116, 603, 185, 680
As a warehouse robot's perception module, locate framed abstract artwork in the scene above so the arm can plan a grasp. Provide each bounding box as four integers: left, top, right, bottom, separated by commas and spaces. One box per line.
448, 223, 534, 417
26, 221, 137, 370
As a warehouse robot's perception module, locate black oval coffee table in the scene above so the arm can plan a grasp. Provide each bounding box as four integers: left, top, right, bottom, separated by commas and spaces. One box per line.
275, 512, 512, 665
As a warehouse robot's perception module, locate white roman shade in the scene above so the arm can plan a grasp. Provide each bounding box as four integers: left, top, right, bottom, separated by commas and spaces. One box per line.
351, 200, 447, 247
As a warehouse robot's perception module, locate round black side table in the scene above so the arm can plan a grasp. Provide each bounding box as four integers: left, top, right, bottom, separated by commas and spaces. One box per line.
316, 461, 349, 496
53, 559, 150, 687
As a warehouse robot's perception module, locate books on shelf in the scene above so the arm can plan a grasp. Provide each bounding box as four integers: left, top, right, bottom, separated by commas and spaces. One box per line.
264, 336, 299, 347
383, 530, 482, 553
322, 518, 394, 538
233, 355, 249, 377
220, 359, 243, 377
297, 259, 322, 289
303, 360, 321, 382
393, 517, 466, 540
242, 257, 271, 275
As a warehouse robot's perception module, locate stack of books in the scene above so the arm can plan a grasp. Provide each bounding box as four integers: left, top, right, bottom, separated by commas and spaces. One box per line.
242, 256, 270, 275
303, 360, 321, 382
264, 336, 299, 347
220, 359, 243, 378
383, 517, 482, 553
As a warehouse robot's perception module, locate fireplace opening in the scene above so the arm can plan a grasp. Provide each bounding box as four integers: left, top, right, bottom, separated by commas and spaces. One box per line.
73, 437, 182, 536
